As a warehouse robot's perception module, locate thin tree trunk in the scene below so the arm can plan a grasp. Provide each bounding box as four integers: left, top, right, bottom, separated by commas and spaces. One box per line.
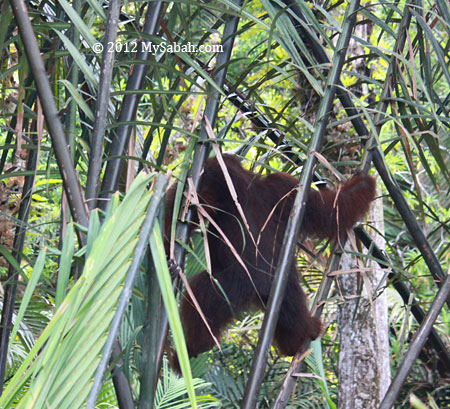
337, 183, 390, 408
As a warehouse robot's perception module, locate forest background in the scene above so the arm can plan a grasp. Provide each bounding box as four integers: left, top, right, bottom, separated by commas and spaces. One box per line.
0, 0, 449, 408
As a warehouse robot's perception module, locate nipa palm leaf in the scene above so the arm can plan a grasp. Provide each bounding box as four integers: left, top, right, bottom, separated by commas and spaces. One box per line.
0, 172, 154, 409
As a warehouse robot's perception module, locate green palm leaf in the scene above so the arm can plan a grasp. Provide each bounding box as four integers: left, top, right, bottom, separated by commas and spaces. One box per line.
0, 173, 153, 409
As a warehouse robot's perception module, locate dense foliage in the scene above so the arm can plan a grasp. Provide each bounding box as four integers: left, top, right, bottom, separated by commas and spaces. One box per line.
0, 0, 449, 407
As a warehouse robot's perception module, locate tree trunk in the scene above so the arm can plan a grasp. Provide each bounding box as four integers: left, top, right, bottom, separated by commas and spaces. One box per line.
337, 183, 390, 408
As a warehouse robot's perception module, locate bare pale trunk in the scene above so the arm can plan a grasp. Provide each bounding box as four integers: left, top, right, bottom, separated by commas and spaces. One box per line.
337, 183, 390, 408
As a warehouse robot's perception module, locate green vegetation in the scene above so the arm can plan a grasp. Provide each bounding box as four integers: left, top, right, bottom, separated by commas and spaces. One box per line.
0, 0, 449, 407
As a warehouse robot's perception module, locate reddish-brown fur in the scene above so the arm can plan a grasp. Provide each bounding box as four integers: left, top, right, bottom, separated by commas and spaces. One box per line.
166, 154, 376, 359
